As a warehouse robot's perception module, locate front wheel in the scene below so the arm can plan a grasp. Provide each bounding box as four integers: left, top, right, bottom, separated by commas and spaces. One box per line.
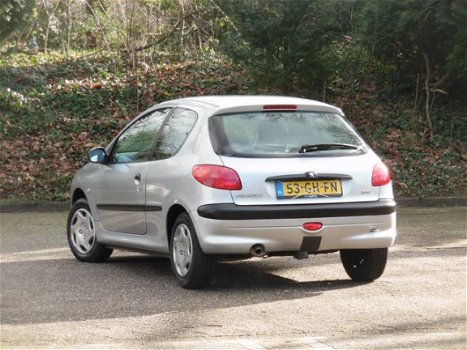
170, 213, 212, 289
67, 198, 113, 262
340, 248, 388, 282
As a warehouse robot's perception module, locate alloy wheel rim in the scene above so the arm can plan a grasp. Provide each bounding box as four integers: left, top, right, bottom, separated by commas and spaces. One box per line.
172, 224, 193, 277
70, 208, 96, 254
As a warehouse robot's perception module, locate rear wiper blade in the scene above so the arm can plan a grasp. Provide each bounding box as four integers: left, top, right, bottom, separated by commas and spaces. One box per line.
299, 143, 360, 153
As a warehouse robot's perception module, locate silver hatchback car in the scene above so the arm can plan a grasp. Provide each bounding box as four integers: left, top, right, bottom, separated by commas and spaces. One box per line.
67, 96, 396, 289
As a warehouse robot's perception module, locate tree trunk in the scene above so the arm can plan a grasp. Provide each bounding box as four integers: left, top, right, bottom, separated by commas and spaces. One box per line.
322, 80, 327, 102
422, 52, 434, 143
179, 0, 186, 56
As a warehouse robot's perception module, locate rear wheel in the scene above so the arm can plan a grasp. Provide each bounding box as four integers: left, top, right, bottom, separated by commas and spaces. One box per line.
67, 199, 113, 262
170, 213, 212, 289
340, 248, 388, 282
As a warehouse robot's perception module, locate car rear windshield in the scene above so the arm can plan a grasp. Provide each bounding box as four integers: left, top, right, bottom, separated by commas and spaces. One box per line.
209, 111, 366, 158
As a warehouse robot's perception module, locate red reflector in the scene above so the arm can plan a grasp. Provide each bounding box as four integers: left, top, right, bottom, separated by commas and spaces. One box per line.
372, 162, 391, 186
302, 222, 323, 231
263, 104, 297, 110
192, 165, 242, 190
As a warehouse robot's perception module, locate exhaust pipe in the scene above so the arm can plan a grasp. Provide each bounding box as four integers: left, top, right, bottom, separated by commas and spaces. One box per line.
250, 244, 266, 257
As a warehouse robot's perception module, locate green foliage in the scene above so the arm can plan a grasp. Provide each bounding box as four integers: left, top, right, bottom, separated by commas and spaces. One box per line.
0, 0, 466, 201
217, 0, 351, 94
1, 0, 223, 61
447, 1, 467, 79
0, 51, 251, 200
380, 137, 465, 198
358, 0, 467, 91
0, 0, 35, 44
1, 51, 465, 201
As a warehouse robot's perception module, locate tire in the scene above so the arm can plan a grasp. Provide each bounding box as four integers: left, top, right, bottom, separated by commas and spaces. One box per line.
340, 248, 388, 282
67, 198, 113, 262
170, 212, 212, 289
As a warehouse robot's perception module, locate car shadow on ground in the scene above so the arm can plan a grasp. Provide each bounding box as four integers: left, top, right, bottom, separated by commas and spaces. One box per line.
94, 253, 362, 294
2, 242, 464, 325
1, 253, 359, 325
209, 259, 355, 290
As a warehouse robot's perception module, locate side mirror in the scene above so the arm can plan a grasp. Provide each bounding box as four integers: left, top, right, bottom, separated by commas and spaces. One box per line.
88, 147, 107, 163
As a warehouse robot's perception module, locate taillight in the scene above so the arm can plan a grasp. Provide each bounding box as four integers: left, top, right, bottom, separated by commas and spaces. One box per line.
192, 165, 242, 190
372, 162, 391, 186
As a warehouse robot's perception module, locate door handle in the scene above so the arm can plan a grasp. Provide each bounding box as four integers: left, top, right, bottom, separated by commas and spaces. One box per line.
134, 173, 142, 184
134, 173, 142, 191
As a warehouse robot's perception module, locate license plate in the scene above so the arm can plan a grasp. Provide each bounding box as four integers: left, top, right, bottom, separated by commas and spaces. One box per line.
276, 180, 342, 199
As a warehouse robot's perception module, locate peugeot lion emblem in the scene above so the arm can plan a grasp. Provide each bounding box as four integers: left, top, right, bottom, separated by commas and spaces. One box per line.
307, 171, 317, 178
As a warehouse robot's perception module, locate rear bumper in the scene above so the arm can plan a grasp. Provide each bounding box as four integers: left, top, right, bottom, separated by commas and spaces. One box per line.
197, 199, 396, 220
192, 200, 397, 255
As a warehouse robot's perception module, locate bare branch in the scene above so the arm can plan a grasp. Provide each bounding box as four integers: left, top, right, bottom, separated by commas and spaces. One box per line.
429, 72, 449, 90
128, 11, 193, 53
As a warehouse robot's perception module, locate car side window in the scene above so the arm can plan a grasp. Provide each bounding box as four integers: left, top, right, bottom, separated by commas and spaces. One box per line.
153, 108, 198, 160
112, 109, 170, 163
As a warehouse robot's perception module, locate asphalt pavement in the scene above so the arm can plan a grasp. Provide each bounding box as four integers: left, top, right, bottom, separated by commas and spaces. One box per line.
0, 207, 466, 349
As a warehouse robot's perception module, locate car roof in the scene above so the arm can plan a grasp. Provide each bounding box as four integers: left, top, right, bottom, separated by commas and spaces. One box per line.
157, 95, 344, 116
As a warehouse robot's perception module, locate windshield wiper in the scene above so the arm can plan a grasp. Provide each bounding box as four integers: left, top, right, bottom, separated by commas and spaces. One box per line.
299, 143, 360, 153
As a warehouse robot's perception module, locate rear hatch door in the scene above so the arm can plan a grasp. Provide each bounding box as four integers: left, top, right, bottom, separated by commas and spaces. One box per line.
210, 108, 381, 205
220, 153, 381, 206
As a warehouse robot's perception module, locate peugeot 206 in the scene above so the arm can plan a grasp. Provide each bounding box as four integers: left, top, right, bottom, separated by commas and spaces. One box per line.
67, 96, 396, 289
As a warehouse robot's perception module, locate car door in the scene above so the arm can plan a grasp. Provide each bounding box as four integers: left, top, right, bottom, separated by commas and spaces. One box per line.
93, 108, 171, 234
145, 108, 199, 245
